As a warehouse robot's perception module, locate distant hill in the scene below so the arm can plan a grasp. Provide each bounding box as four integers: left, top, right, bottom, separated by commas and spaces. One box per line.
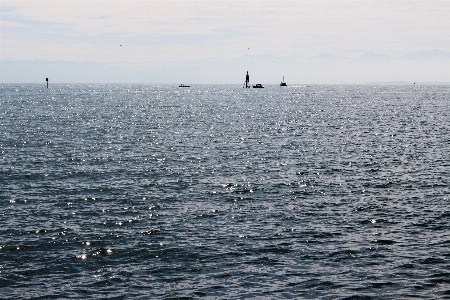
1, 49, 449, 84
401, 49, 450, 60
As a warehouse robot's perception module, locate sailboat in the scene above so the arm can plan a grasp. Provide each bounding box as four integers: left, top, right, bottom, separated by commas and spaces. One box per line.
280, 76, 287, 86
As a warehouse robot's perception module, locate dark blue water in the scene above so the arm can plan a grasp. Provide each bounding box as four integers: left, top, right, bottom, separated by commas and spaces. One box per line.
1, 84, 449, 299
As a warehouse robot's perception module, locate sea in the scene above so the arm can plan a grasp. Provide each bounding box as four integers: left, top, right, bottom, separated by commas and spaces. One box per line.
1, 84, 449, 299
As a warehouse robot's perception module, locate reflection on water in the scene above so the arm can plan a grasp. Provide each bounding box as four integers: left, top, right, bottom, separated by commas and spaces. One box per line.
1, 84, 449, 298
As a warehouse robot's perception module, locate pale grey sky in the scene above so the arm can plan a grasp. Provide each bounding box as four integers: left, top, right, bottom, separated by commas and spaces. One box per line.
1, 0, 450, 83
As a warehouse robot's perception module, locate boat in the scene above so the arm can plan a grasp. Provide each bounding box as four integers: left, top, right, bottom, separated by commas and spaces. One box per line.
179, 84, 190, 87
280, 76, 287, 86
253, 84, 264, 88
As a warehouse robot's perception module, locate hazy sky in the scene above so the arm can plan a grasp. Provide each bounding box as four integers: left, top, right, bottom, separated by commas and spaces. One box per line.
1, 1, 450, 83
2, 0, 449, 61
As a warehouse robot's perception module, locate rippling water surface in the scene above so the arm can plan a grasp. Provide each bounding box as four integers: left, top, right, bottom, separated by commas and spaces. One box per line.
1, 84, 449, 299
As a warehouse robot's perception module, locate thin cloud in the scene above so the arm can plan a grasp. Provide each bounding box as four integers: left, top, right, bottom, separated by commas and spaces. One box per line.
75, 14, 112, 20
0, 20, 29, 27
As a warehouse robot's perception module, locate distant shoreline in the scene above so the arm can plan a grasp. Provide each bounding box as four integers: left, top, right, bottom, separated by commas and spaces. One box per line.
365, 82, 450, 85
2, 82, 450, 86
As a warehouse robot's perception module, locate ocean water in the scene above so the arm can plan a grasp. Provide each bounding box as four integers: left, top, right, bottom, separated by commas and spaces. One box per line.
0, 84, 449, 299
